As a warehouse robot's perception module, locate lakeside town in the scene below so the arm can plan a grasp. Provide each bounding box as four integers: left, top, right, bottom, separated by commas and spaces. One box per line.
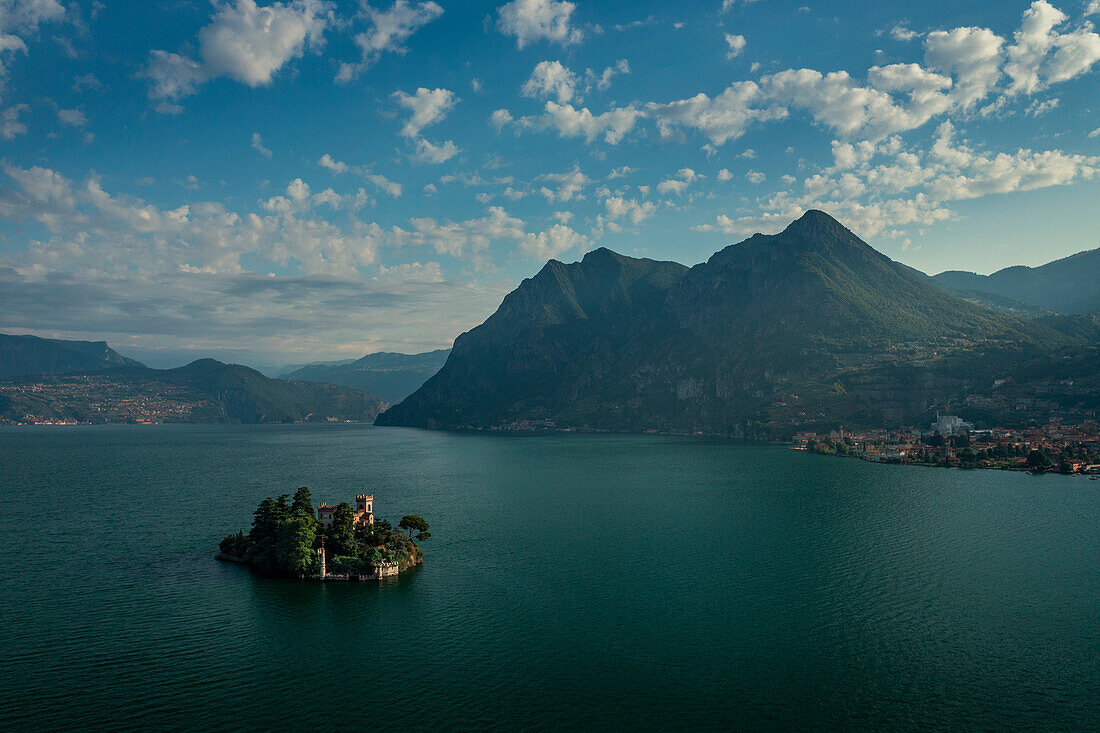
793, 415, 1100, 475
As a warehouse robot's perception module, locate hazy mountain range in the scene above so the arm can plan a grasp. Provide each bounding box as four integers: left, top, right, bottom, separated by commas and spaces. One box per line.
378, 211, 1099, 436
0, 356, 383, 425
931, 248, 1100, 316
4, 211, 1097, 430
279, 349, 451, 405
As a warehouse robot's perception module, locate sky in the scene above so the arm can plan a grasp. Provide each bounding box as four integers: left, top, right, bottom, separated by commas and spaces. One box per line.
1, 0, 1099, 368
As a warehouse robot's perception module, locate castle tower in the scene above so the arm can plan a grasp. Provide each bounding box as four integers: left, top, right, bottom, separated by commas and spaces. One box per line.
355, 493, 375, 525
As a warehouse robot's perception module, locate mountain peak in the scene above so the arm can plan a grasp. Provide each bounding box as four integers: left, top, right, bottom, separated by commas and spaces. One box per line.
781, 209, 850, 238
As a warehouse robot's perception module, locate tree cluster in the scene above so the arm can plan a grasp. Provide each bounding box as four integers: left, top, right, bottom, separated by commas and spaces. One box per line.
219, 487, 428, 577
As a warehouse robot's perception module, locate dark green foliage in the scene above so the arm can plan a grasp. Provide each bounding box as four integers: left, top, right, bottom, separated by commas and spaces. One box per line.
399, 515, 430, 540
275, 515, 317, 576
219, 491, 427, 578
326, 502, 359, 557
1027, 449, 1053, 469
291, 487, 314, 516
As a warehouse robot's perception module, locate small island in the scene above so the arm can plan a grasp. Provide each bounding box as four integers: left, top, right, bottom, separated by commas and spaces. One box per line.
218, 487, 430, 580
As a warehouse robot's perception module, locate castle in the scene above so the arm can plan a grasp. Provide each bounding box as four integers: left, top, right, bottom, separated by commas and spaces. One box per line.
316, 493, 375, 529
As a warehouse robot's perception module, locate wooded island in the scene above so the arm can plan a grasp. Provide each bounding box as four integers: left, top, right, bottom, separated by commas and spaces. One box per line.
218, 487, 429, 580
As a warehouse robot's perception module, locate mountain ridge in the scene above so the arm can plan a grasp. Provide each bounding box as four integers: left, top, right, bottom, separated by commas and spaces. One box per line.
378, 211, 1091, 436
0, 333, 144, 378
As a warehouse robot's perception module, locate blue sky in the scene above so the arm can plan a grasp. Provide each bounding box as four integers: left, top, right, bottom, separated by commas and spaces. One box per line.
1, 0, 1099, 367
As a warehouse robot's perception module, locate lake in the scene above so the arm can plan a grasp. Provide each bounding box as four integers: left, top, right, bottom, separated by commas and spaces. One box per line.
0, 424, 1097, 730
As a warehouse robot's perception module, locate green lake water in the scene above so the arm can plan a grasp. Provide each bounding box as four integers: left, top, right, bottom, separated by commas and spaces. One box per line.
0, 424, 1097, 730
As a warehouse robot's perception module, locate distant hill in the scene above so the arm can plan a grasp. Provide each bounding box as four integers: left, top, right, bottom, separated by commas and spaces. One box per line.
0, 333, 143, 378
281, 349, 451, 404
378, 211, 1091, 437
0, 358, 384, 424
932, 248, 1100, 315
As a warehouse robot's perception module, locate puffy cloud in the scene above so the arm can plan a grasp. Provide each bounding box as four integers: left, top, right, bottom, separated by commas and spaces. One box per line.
648, 82, 786, 145
725, 33, 746, 58
603, 196, 656, 224
698, 123, 1099, 240
336, 0, 443, 82
522, 60, 578, 103
520, 101, 644, 144
535, 165, 590, 201
496, 0, 582, 49
391, 204, 583, 263
1002, 1, 1100, 95
891, 25, 919, 42
142, 0, 330, 108
656, 167, 701, 195
412, 138, 460, 163
394, 86, 457, 137
520, 222, 586, 260
490, 108, 514, 130
745, 169, 765, 184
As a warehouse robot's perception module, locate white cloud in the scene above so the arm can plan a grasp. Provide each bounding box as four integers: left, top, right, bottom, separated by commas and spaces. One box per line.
1003, 1, 1100, 95
698, 122, 1100, 240
536, 165, 590, 201
891, 25, 919, 42
391, 204, 584, 263
522, 60, 578, 103
496, 0, 582, 49
519, 223, 586, 260
0, 104, 27, 139
656, 167, 701, 195
318, 153, 403, 194
586, 58, 630, 91
394, 87, 458, 137
336, 0, 443, 83
318, 152, 349, 173
1089, 127, 1100, 138
923, 26, 1003, 110
142, 0, 330, 108
490, 108, 514, 131
604, 196, 656, 224
413, 138, 460, 163
648, 81, 786, 145
717, 168, 733, 181
57, 108, 85, 126
251, 132, 273, 158
520, 101, 644, 144
725, 33, 746, 58
745, 169, 766, 184
0, 0, 66, 78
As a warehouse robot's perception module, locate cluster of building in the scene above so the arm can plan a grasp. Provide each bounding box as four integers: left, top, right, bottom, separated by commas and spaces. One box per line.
316, 494, 375, 528
0, 376, 212, 424
792, 415, 1100, 474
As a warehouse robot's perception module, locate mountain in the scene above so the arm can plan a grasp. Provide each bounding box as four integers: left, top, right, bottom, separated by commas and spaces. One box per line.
378, 211, 1088, 437
280, 349, 451, 404
932, 248, 1100, 315
0, 358, 384, 424
0, 333, 144, 378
